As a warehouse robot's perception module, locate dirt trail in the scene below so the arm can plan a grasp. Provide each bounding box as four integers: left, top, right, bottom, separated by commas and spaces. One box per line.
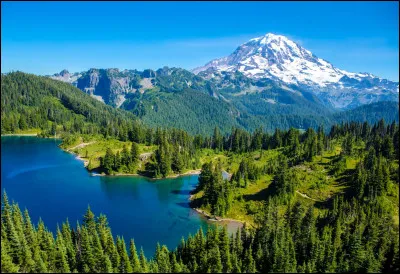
296, 190, 318, 201
68, 141, 96, 151
193, 208, 245, 226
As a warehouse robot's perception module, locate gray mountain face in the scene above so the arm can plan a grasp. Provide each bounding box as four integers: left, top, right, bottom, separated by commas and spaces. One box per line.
50, 67, 208, 108
51, 68, 154, 107
193, 33, 399, 110
51, 70, 81, 87
75, 69, 143, 107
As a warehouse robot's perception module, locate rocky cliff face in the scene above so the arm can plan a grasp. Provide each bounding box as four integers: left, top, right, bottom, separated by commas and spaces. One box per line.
76, 69, 136, 107
52, 68, 157, 107
50, 67, 208, 108
51, 70, 81, 87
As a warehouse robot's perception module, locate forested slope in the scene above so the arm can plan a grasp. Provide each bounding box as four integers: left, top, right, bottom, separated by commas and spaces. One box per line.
124, 88, 240, 135
2, 72, 399, 137
1, 72, 144, 138
2, 119, 399, 273
334, 101, 399, 125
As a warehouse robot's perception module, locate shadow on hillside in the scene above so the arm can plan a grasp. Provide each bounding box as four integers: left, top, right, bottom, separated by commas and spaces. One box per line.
335, 169, 355, 185
314, 170, 357, 211
326, 154, 339, 159
243, 185, 276, 202
89, 167, 103, 174
137, 170, 153, 178
313, 200, 331, 210
319, 162, 331, 167
189, 196, 205, 209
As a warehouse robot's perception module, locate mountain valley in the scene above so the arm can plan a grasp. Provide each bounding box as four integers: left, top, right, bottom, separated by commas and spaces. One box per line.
49, 33, 399, 134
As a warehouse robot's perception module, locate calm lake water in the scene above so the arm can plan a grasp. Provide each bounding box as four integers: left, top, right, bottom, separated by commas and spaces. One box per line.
1, 136, 212, 256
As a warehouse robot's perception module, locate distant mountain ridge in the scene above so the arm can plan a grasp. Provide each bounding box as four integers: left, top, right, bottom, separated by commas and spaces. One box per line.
51, 33, 398, 111
47, 33, 399, 134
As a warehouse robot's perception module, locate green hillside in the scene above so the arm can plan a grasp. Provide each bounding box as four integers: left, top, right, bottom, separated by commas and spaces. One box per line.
123, 88, 240, 136
1, 72, 143, 138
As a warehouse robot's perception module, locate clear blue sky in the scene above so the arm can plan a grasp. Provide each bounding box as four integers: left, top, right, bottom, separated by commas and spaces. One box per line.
1, 1, 399, 81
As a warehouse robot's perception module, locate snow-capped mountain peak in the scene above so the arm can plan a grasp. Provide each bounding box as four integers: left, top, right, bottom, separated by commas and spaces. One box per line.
193, 32, 347, 87
192, 33, 399, 109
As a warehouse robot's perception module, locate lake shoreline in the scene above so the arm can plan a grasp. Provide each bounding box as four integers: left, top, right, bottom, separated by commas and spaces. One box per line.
192, 208, 245, 230
4, 135, 245, 234
1, 136, 215, 257
88, 169, 202, 179
1, 133, 62, 140
4, 135, 211, 181
67, 144, 245, 228
1, 133, 39, 136
66, 145, 202, 180
4, 135, 243, 226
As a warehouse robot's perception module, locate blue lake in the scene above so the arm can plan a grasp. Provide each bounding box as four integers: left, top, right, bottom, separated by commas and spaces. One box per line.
1, 136, 212, 256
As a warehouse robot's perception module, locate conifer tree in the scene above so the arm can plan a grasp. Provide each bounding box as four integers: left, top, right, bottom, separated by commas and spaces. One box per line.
129, 239, 141, 273
139, 247, 149, 273
212, 126, 223, 151
219, 226, 232, 273
102, 255, 114, 273
130, 142, 140, 165
121, 145, 130, 166
83, 206, 96, 232
114, 151, 121, 171
54, 227, 71, 273
171, 253, 182, 273
342, 134, 354, 156
1, 240, 19, 273
2, 201, 21, 266
172, 145, 184, 174
92, 230, 105, 272
103, 148, 115, 174
243, 246, 256, 273
208, 246, 223, 273
80, 226, 96, 272
155, 244, 171, 273
197, 162, 213, 192
116, 237, 132, 273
